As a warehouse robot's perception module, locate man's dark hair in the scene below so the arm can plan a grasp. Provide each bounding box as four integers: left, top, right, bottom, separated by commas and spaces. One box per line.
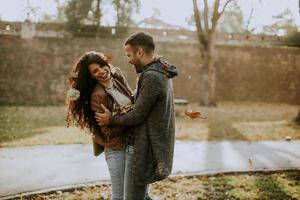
124, 32, 155, 54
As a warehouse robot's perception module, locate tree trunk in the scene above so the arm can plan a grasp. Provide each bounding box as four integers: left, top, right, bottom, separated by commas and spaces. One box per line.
94, 0, 101, 26
294, 110, 300, 125
200, 40, 217, 106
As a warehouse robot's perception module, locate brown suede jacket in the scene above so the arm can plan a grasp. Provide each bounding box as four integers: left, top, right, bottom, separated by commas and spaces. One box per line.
90, 66, 133, 155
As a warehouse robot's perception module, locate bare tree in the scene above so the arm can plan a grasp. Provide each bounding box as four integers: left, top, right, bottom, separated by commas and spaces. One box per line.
24, 0, 40, 22
93, 0, 101, 27
112, 0, 140, 27
64, 0, 93, 32
244, 7, 254, 33
293, 0, 299, 124
54, 0, 66, 22
295, 110, 300, 126
263, 9, 298, 36
192, 0, 234, 106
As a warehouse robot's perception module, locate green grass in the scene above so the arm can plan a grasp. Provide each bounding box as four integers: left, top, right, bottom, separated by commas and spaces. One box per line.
17, 170, 300, 200
0, 102, 299, 146
0, 106, 65, 142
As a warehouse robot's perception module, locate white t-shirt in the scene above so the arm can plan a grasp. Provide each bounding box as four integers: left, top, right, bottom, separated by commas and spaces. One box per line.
105, 86, 132, 107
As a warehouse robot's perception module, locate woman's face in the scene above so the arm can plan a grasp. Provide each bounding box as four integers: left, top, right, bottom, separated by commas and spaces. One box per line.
88, 63, 111, 82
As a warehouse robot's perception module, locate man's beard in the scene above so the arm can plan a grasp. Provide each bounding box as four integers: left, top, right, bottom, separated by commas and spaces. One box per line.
133, 60, 143, 73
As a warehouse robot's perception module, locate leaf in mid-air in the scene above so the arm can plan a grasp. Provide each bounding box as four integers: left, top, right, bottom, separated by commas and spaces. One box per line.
184, 108, 206, 120
104, 54, 113, 61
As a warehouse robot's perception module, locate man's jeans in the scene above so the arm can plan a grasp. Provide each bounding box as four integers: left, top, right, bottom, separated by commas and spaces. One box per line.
105, 148, 126, 200
124, 145, 151, 200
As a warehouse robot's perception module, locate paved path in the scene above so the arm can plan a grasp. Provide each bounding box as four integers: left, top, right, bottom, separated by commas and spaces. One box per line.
1, 140, 300, 198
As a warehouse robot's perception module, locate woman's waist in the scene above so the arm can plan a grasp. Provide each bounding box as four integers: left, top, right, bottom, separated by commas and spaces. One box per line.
93, 134, 123, 148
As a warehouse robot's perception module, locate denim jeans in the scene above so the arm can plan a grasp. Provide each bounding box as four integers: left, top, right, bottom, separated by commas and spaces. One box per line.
105, 148, 126, 200
124, 145, 151, 200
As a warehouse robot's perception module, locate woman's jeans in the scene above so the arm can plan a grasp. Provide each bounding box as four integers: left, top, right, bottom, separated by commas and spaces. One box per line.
104, 146, 151, 200
105, 148, 126, 200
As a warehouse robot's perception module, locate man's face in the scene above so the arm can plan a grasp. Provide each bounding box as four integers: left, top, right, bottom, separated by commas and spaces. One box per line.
88, 63, 111, 82
125, 44, 143, 73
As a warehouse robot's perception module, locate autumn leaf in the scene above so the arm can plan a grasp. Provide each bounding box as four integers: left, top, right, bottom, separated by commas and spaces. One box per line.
185, 108, 206, 120
104, 54, 113, 61
285, 136, 292, 141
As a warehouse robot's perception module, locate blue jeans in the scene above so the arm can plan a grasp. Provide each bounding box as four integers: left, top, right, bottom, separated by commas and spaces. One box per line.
124, 145, 151, 200
105, 148, 126, 200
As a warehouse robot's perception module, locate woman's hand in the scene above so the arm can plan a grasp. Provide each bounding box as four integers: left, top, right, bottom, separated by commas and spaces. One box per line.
95, 104, 111, 126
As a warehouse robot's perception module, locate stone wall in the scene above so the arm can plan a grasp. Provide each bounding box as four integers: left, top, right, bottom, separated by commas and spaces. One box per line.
215, 45, 300, 103
0, 21, 299, 105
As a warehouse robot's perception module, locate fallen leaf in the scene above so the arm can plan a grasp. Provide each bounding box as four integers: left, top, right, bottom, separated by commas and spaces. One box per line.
285, 136, 292, 141
248, 158, 253, 167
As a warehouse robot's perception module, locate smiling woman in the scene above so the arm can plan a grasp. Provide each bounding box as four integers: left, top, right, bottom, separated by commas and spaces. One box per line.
88, 63, 111, 83
65, 51, 134, 199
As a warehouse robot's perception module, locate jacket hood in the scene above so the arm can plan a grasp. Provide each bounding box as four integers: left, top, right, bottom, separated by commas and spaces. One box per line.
143, 59, 178, 79
164, 63, 178, 78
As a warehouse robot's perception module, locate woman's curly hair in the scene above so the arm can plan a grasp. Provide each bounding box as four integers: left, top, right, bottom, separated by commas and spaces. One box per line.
66, 51, 110, 135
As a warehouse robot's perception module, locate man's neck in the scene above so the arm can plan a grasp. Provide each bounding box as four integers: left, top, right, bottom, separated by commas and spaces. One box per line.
141, 55, 155, 70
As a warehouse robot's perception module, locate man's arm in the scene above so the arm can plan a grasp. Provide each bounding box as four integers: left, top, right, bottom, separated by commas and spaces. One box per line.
98, 71, 162, 126
90, 92, 122, 136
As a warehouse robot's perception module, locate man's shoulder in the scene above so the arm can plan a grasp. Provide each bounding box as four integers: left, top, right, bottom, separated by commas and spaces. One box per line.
143, 63, 166, 78
142, 70, 165, 83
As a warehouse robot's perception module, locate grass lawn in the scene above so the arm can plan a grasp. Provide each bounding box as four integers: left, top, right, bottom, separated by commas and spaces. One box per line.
18, 170, 300, 200
0, 106, 66, 142
0, 102, 299, 147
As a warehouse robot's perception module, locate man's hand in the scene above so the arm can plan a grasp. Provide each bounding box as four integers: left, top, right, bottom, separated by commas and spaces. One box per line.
95, 104, 112, 126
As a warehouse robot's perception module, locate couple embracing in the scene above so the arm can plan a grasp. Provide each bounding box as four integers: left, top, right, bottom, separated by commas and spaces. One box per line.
66, 32, 178, 200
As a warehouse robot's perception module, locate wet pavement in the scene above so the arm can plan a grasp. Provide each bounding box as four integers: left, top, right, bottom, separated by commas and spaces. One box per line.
0, 140, 300, 198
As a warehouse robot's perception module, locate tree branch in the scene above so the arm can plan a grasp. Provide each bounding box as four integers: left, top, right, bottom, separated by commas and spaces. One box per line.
211, 0, 234, 36
192, 0, 207, 45
203, 0, 209, 34
245, 7, 254, 33
210, 0, 220, 35
219, 0, 234, 17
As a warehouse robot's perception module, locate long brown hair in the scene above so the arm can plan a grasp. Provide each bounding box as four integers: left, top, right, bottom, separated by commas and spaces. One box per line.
66, 51, 109, 135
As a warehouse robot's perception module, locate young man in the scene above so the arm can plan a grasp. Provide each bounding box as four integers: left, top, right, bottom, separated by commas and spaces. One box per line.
95, 32, 177, 200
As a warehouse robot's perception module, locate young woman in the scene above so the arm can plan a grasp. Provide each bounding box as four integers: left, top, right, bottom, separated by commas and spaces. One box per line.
66, 51, 134, 200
